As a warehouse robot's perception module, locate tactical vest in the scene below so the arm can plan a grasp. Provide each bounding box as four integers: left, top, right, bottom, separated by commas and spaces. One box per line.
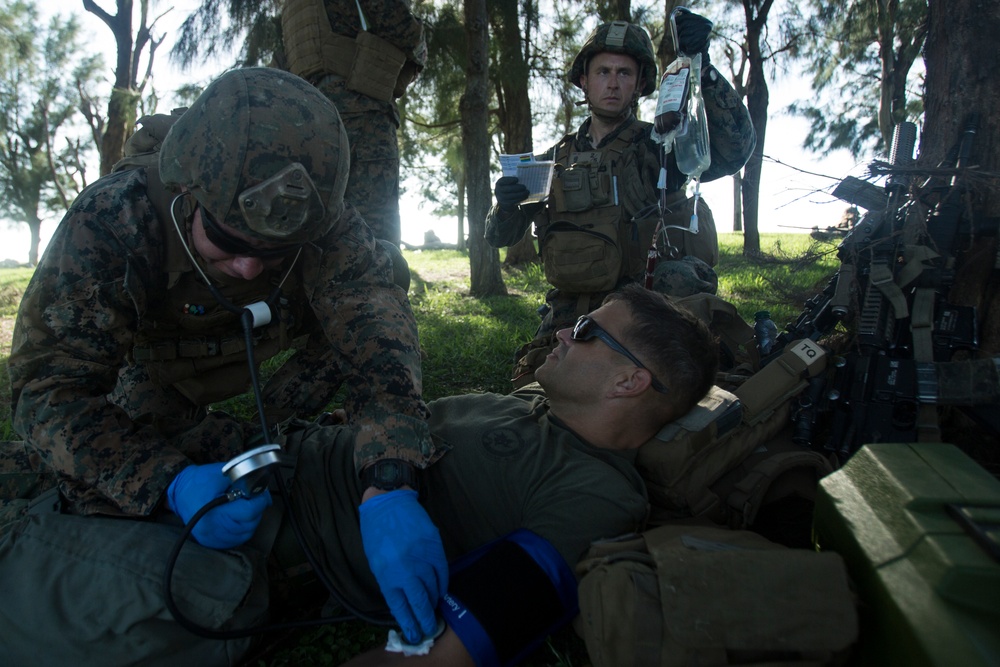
129, 167, 307, 407
282, 0, 413, 102
538, 120, 660, 293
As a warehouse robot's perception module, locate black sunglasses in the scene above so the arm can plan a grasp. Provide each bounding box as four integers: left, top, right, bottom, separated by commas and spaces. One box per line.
199, 205, 300, 259
571, 315, 669, 393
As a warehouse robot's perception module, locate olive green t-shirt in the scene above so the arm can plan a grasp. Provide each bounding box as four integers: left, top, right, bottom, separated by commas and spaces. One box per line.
285, 390, 649, 615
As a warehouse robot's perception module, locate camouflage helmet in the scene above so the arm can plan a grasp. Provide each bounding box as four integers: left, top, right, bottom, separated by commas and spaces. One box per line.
568, 21, 657, 97
159, 67, 349, 245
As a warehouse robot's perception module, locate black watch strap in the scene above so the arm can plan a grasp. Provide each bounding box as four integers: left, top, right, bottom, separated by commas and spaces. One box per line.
361, 459, 418, 491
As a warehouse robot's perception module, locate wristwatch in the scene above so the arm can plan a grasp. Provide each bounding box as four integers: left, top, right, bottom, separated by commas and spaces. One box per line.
361, 459, 418, 491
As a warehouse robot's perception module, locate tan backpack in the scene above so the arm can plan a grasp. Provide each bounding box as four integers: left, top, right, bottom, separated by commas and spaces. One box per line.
635, 293, 835, 530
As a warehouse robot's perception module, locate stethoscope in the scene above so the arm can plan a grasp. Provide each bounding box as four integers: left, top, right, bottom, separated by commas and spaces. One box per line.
162, 192, 396, 639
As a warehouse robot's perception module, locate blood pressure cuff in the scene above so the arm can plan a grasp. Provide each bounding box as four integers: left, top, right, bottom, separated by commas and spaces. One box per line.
438, 529, 579, 667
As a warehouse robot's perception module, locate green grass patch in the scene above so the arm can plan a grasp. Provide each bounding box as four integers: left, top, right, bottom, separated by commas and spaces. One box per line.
0, 267, 33, 319
717, 232, 840, 328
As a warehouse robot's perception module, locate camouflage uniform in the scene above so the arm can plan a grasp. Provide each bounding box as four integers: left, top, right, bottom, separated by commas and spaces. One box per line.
282, 0, 428, 247
485, 21, 754, 387
6, 69, 440, 518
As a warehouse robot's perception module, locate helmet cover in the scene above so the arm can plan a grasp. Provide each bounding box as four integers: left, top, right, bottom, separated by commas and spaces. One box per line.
567, 21, 658, 97
159, 67, 349, 245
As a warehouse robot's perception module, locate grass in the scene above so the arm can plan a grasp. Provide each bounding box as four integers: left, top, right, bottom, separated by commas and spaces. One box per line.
0, 233, 837, 665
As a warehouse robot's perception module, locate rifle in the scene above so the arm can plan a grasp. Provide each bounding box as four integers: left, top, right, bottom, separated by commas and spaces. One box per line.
762, 115, 1000, 464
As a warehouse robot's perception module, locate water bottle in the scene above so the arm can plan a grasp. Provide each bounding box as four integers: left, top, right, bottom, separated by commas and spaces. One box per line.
754, 310, 778, 356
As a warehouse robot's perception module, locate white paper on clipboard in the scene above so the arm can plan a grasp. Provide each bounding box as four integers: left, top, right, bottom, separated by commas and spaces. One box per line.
499, 153, 555, 204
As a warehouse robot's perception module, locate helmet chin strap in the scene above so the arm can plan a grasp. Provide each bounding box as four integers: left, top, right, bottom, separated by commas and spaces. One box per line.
168, 192, 301, 319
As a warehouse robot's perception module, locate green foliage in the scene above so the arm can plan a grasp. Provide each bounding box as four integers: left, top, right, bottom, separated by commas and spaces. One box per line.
406, 248, 545, 399
793, 0, 928, 158
171, 0, 282, 69
0, 235, 837, 663
0, 266, 32, 438
0, 268, 32, 318
0, 0, 103, 258
716, 232, 841, 328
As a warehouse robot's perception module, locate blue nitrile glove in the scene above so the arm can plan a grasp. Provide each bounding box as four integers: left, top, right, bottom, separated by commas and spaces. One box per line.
494, 176, 530, 211
674, 7, 713, 66
166, 462, 272, 550
359, 489, 448, 644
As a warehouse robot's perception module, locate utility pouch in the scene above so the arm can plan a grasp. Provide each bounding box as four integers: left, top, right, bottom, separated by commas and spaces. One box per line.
551, 162, 613, 213
552, 165, 594, 212
538, 206, 624, 293
575, 524, 858, 667
734, 338, 827, 425
347, 31, 407, 103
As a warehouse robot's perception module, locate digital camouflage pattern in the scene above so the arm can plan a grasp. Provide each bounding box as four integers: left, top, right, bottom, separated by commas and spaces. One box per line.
317, 80, 405, 245
159, 68, 348, 245
0, 441, 56, 538
8, 70, 439, 518
318, 0, 427, 67
289, 0, 428, 246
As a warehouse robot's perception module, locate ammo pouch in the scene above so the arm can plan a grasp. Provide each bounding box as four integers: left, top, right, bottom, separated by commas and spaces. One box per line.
635, 336, 833, 528
347, 31, 407, 102
282, 0, 407, 103
135, 333, 286, 406
550, 161, 613, 213
575, 524, 858, 667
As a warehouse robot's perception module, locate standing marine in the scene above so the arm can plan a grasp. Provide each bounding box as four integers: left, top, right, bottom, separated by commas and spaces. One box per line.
281, 0, 427, 247
485, 11, 756, 387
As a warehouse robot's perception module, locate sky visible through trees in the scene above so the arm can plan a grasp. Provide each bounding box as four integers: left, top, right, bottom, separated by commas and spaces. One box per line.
3, 1, 866, 262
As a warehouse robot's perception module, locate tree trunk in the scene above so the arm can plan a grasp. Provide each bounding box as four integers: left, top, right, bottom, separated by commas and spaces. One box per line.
918, 0, 1000, 463
491, 0, 538, 267
463, 0, 506, 296
732, 172, 743, 232
27, 213, 42, 266
84, 0, 142, 176
739, 0, 774, 256
457, 170, 467, 251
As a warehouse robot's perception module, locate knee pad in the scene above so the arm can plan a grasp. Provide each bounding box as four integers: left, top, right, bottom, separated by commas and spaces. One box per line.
438, 529, 578, 667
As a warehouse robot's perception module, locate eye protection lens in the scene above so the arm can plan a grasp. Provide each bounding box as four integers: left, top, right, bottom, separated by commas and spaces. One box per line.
199, 206, 300, 259
571, 315, 669, 393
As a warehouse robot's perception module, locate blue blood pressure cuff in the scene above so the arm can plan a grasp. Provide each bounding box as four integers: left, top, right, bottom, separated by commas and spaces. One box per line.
438, 529, 579, 667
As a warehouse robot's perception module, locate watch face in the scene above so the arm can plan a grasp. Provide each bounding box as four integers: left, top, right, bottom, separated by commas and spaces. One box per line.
376, 461, 403, 484
365, 460, 416, 490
